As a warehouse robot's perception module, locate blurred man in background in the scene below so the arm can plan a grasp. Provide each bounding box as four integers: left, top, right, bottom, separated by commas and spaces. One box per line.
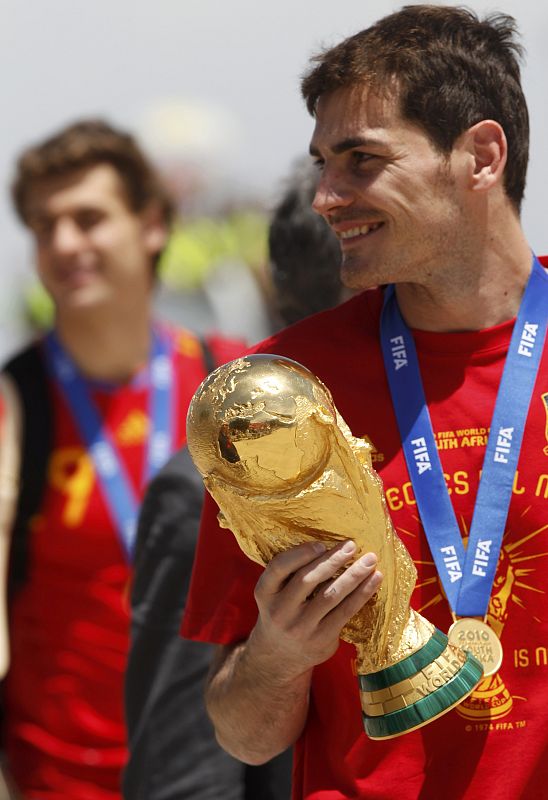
0, 119, 244, 799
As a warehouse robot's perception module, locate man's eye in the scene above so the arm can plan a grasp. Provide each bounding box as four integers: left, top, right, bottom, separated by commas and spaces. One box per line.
353, 152, 373, 166
77, 211, 103, 230
31, 221, 53, 240
312, 158, 325, 172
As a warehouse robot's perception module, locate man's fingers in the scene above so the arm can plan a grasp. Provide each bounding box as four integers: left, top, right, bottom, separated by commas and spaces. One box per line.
302, 552, 381, 625
320, 552, 378, 602
258, 539, 378, 614
257, 540, 328, 597
253, 542, 383, 671
322, 568, 383, 634
291, 543, 376, 605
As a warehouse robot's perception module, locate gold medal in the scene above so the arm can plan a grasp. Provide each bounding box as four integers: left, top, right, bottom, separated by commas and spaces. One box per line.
448, 617, 503, 677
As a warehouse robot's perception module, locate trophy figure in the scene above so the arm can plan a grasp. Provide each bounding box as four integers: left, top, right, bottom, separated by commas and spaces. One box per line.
186, 354, 483, 739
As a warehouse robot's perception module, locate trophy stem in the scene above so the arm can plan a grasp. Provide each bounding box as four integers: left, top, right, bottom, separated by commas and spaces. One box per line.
358, 628, 483, 739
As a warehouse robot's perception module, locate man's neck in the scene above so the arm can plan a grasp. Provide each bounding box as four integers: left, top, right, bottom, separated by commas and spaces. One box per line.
54, 306, 153, 384
395, 228, 533, 333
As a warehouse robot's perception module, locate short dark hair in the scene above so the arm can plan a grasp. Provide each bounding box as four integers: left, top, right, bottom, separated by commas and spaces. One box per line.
12, 118, 175, 227
268, 157, 343, 326
301, 5, 529, 211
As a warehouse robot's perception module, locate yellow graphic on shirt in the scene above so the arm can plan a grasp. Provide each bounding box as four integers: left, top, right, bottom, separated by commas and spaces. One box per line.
117, 410, 148, 446
405, 513, 548, 722
48, 447, 94, 527
433, 428, 490, 451
358, 433, 385, 464
433, 396, 548, 456
176, 330, 200, 358
47, 411, 146, 526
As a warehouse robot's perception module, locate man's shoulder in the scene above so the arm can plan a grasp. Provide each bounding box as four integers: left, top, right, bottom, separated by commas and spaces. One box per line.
252, 288, 382, 358
2, 338, 49, 415
203, 331, 247, 365
2, 337, 44, 379
166, 324, 245, 369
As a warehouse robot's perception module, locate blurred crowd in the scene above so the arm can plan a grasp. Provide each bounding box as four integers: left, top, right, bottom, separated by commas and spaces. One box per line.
0, 117, 345, 800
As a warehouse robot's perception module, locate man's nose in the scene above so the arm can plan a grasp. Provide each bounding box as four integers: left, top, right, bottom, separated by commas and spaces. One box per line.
50, 217, 85, 254
312, 168, 354, 218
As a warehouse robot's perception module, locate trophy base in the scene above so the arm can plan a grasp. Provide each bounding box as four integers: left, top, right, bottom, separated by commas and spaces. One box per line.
358, 628, 483, 739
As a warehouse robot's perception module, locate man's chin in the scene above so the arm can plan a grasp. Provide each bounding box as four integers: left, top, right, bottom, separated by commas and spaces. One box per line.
54, 286, 107, 314
340, 261, 380, 292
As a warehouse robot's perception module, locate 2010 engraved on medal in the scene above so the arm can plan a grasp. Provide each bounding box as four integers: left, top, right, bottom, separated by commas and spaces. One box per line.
448, 618, 503, 677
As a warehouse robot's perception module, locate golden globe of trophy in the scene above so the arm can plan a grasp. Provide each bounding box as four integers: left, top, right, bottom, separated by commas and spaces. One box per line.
186, 354, 483, 739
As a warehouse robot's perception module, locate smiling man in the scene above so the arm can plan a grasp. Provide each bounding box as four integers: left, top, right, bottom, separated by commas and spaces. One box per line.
182, 6, 548, 799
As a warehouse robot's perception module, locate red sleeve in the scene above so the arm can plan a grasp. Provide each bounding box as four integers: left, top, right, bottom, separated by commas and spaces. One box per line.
181, 490, 263, 644
206, 333, 248, 367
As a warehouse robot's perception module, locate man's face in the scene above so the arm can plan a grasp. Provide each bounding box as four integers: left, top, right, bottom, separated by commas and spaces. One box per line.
309, 85, 473, 291
24, 163, 166, 313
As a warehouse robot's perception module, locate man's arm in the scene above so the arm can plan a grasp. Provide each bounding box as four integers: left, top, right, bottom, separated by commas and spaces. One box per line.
205, 539, 382, 764
0, 375, 21, 679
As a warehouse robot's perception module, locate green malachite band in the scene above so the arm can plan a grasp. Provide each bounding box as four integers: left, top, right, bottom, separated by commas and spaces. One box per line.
358, 629, 448, 691
363, 652, 484, 739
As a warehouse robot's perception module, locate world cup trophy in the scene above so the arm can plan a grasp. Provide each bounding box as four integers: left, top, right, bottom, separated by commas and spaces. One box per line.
186, 354, 483, 739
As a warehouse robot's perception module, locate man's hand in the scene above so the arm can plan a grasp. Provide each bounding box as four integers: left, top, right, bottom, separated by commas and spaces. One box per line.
205, 539, 382, 764
250, 540, 382, 680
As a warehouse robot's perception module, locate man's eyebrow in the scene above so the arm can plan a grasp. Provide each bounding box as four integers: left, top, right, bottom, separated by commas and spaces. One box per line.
309, 136, 385, 158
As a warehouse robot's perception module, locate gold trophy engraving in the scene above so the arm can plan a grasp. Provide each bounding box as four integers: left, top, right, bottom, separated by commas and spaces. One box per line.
186, 354, 483, 738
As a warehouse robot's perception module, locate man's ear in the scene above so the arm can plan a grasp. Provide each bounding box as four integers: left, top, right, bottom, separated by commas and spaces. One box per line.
141, 201, 169, 255
466, 119, 507, 193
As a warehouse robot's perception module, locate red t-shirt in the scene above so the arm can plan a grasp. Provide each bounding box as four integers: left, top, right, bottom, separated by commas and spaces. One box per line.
4, 326, 243, 799
183, 262, 548, 800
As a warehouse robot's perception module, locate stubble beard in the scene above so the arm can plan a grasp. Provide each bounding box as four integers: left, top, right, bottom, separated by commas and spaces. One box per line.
340, 253, 383, 291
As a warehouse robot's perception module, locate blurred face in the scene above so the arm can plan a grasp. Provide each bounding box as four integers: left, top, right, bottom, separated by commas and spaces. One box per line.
310, 85, 473, 291
24, 163, 166, 313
